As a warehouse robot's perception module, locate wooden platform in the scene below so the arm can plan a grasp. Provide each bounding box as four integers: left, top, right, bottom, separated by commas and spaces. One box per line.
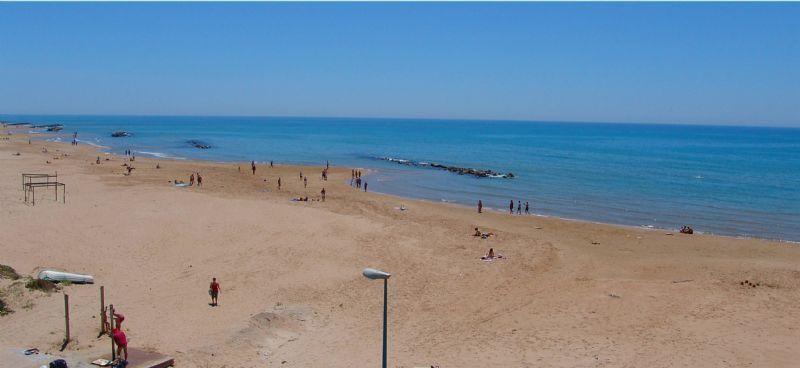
100, 348, 174, 368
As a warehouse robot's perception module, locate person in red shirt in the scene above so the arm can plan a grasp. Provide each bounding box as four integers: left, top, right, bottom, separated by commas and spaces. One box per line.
209, 277, 221, 306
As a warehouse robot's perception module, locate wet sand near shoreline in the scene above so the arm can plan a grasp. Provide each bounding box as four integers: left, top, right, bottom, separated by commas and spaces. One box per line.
1, 133, 799, 367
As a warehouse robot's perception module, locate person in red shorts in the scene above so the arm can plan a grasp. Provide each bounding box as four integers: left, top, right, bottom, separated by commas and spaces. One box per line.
209, 277, 221, 306
104, 311, 128, 361
111, 324, 128, 361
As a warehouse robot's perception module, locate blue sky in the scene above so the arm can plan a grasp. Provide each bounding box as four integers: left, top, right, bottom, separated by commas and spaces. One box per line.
1, 3, 798, 126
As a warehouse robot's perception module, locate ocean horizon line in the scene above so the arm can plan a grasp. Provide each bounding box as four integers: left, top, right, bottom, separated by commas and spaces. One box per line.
3, 112, 798, 130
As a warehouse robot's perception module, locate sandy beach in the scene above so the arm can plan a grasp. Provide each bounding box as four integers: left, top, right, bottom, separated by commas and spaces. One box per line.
1, 133, 799, 367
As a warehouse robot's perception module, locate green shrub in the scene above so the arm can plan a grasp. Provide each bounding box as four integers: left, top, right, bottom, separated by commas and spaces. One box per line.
25, 277, 57, 292
0, 264, 20, 280
0, 296, 10, 315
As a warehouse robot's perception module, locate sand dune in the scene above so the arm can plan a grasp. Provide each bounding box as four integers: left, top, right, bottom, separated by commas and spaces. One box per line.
1, 135, 799, 367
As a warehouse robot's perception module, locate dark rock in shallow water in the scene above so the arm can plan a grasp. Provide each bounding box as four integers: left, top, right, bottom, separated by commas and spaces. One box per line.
47, 125, 63, 132
187, 139, 212, 149
378, 157, 514, 179
111, 131, 132, 137
33, 123, 63, 128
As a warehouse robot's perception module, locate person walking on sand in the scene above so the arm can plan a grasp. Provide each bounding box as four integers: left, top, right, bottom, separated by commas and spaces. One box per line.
478, 200, 483, 213
270, 160, 273, 168
517, 201, 521, 215
525, 201, 530, 215
277, 177, 281, 190
251, 161, 256, 175
321, 187, 326, 201
197, 173, 203, 187
304, 176, 308, 188
509, 200, 514, 214
209, 277, 220, 306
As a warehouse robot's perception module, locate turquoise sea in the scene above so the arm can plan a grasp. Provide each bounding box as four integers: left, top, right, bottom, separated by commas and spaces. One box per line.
4, 114, 799, 242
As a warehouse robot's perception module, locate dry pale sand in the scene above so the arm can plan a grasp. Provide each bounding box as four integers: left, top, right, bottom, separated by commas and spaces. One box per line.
1, 133, 799, 368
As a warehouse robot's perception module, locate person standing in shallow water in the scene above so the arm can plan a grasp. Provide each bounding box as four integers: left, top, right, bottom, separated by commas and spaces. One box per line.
251, 161, 256, 175
525, 201, 530, 215
364, 182, 368, 192
478, 200, 483, 213
517, 201, 521, 215
509, 200, 514, 214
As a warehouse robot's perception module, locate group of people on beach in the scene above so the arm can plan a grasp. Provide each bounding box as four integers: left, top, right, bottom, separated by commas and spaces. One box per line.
350, 169, 368, 192
190, 172, 203, 186
476, 200, 530, 215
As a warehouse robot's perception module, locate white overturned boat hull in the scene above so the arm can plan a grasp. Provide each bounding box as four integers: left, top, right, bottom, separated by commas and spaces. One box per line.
37, 269, 94, 284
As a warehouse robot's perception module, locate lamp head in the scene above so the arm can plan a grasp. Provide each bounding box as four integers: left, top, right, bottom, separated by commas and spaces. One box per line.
362, 268, 391, 280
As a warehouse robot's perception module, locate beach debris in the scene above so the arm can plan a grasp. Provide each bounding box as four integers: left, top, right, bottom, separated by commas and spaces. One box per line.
377, 156, 514, 179
608, 293, 621, 298
740, 280, 760, 288
110, 131, 131, 137
591, 241, 600, 245
37, 269, 94, 284
187, 139, 212, 149
672, 279, 693, 283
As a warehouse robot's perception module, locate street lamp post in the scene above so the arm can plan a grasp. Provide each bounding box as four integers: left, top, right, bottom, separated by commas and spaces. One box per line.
362, 268, 391, 368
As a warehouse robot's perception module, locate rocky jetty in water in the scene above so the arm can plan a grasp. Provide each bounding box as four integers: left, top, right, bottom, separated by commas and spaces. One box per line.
378, 157, 514, 179
187, 139, 212, 149
111, 131, 132, 137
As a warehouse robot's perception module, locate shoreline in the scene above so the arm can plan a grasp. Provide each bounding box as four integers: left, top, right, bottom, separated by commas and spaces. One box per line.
15, 129, 800, 244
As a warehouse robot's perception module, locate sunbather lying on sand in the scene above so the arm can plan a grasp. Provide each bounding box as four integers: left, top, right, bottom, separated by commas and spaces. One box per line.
473, 227, 495, 239
292, 196, 309, 202
480, 248, 504, 261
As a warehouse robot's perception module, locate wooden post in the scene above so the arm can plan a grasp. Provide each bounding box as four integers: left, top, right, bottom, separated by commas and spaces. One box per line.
61, 294, 70, 350
99, 286, 105, 334
110, 304, 116, 360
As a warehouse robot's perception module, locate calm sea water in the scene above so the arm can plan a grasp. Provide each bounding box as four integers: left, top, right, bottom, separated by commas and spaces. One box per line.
4, 115, 799, 242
